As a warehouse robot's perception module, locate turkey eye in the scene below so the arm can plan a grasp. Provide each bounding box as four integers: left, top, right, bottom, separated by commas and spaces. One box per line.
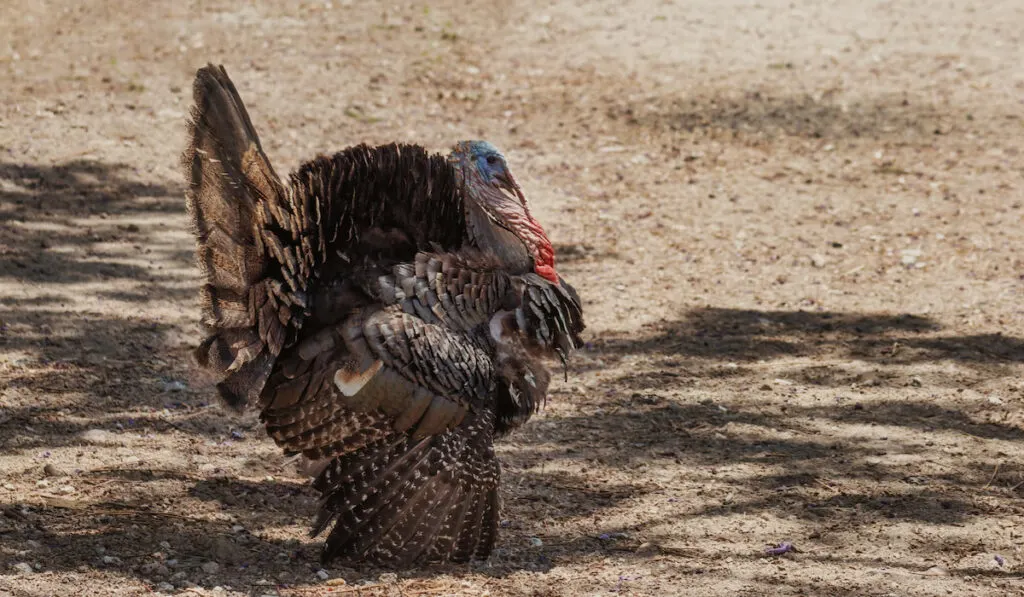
485, 155, 498, 165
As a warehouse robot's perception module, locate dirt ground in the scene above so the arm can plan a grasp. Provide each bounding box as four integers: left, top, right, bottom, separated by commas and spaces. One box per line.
2, 0, 1024, 595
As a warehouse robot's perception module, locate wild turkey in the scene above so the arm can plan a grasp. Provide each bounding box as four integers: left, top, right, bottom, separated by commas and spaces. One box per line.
183, 64, 584, 567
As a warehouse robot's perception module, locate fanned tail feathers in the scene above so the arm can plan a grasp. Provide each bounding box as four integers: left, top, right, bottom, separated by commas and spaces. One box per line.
184, 64, 309, 410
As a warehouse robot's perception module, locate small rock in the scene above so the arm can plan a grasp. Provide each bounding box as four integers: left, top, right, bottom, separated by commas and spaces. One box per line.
529, 537, 543, 547
43, 463, 65, 477
211, 536, 240, 564
378, 573, 398, 584
900, 249, 922, 266
315, 569, 329, 580
988, 395, 1004, 405
910, 377, 923, 388
922, 565, 948, 576
635, 542, 659, 556
58, 485, 76, 494
326, 578, 348, 586
102, 555, 122, 566
156, 582, 175, 593
159, 540, 172, 550
80, 429, 113, 444
201, 561, 220, 574
12, 562, 34, 575
140, 562, 170, 577
162, 380, 187, 392
810, 254, 827, 268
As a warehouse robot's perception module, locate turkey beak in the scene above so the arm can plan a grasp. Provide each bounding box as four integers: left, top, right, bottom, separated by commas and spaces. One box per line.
495, 171, 526, 205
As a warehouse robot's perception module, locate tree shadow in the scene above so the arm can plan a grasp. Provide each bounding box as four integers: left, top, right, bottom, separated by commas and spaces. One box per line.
0, 160, 225, 448
0, 159, 188, 285
592, 307, 1024, 375
504, 304, 1024, 575
613, 88, 951, 141
0, 489, 321, 591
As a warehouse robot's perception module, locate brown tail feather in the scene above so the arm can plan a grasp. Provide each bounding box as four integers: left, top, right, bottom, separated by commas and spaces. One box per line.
184, 64, 295, 410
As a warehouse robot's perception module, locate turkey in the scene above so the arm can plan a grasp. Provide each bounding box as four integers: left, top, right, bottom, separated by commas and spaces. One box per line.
182, 64, 585, 567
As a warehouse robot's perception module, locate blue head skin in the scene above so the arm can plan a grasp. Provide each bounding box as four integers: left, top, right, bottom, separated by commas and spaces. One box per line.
469, 140, 509, 184
452, 140, 521, 196
449, 140, 526, 210
448, 140, 558, 283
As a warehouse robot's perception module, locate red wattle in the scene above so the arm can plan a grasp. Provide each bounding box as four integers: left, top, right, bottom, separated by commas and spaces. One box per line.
521, 214, 558, 283
534, 241, 558, 283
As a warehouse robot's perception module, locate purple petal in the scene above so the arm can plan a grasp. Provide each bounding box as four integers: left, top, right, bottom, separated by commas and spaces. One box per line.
764, 541, 796, 556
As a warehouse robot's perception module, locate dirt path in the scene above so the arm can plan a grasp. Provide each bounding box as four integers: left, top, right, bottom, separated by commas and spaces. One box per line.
2, 1, 1023, 595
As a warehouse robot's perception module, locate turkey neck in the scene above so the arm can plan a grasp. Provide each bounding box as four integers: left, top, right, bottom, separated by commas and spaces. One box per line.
463, 198, 534, 274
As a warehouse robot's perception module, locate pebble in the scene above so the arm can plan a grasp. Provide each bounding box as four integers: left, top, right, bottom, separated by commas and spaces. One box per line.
43, 463, 66, 477
140, 562, 170, 577
900, 249, 922, 266
80, 429, 113, 444
12, 562, 34, 575
162, 380, 187, 392
923, 565, 949, 576
810, 254, 827, 268
156, 582, 175, 593
316, 569, 329, 580
102, 555, 122, 565
635, 542, 659, 556
212, 536, 240, 563
529, 537, 543, 547
201, 561, 220, 574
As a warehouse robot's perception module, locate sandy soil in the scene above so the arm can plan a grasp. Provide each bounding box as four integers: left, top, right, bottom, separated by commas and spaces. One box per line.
2, 1, 1024, 595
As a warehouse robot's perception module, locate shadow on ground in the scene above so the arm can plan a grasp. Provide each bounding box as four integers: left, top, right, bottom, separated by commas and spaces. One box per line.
2, 162, 1022, 589
0, 160, 213, 447
612, 87, 956, 141
588, 307, 1024, 377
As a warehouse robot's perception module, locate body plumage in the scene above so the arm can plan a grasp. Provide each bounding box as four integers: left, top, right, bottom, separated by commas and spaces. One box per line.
183, 64, 584, 567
